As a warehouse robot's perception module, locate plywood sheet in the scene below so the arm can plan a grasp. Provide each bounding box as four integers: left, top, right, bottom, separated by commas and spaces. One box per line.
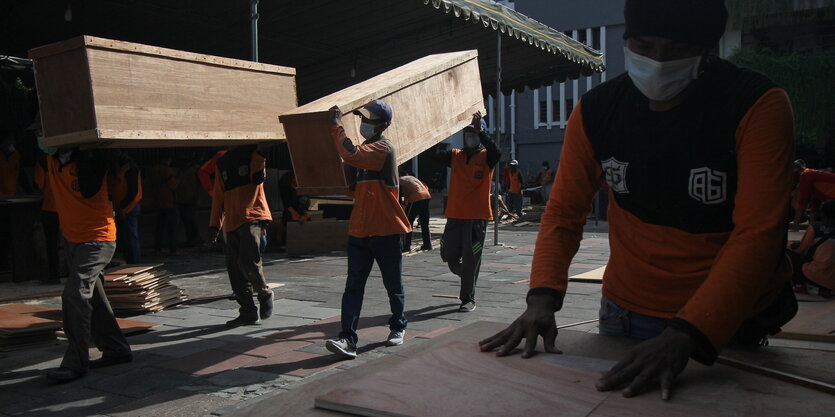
776, 301, 835, 342
0, 310, 61, 335
280, 51, 485, 195
286, 220, 349, 255
315, 341, 734, 417
568, 265, 606, 283
31, 36, 297, 148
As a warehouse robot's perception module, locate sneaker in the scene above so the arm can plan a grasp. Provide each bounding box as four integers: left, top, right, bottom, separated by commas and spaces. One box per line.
325, 338, 357, 359
46, 367, 85, 383
225, 315, 259, 327
459, 302, 476, 312
420, 244, 433, 251
385, 329, 406, 346
258, 292, 274, 320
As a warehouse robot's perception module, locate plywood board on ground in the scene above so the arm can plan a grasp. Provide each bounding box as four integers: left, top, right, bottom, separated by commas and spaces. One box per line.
775, 301, 835, 342
280, 51, 484, 195
31, 36, 297, 148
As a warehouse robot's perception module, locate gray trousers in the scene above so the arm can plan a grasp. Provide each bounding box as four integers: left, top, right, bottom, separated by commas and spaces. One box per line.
440, 219, 487, 304
61, 239, 130, 372
225, 221, 272, 317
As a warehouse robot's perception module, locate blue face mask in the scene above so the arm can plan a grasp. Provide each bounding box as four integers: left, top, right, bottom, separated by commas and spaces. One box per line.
37, 136, 57, 155
360, 122, 378, 140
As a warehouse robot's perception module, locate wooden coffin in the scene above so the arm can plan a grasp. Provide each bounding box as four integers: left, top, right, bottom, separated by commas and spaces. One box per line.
30, 36, 297, 148
279, 50, 485, 195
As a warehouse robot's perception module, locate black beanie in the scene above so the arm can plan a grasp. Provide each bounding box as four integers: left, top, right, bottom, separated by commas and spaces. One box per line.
623, 0, 728, 49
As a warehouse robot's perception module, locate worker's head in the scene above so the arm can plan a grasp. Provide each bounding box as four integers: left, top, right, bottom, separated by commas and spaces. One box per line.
354, 99, 392, 140
794, 159, 807, 173
623, 0, 726, 102
462, 118, 487, 150
509, 159, 518, 172
542, 161, 550, 170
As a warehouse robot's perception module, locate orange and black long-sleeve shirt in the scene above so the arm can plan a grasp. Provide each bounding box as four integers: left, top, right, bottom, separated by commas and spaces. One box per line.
110, 158, 142, 215
209, 146, 272, 233
436, 132, 501, 220
47, 150, 116, 243
794, 169, 835, 210
399, 175, 431, 204
330, 125, 410, 238
529, 57, 794, 363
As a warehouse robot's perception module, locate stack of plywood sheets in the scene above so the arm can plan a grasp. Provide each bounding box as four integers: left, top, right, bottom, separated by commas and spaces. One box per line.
286, 220, 350, 256
0, 304, 62, 349
103, 264, 187, 315
30, 36, 297, 148
280, 50, 485, 195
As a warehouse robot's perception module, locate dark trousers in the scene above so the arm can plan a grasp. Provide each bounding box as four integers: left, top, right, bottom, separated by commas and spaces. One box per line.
507, 192, 523, 216
339, 234, 407, 347
441, 218, 487, 304
60, 239, 130, 372
116, 203, 142, 264
403, 199, 431, 250
225, 221, 272, 318
154, 207, 178, 254
42, 210, 61, 281
178, 203, 200, 245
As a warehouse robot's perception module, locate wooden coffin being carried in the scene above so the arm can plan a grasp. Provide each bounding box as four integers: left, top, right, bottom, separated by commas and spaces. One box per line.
279, 50, 485, 195
30, 36, 297, 148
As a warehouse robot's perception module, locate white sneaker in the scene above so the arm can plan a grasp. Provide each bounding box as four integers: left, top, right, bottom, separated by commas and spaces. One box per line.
459, 302, 476, 312
325, 338, 357, 359
385, 329, 406, 346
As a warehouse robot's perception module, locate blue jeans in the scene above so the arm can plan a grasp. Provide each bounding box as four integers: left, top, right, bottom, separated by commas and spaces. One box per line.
339, 235, 407, 347
598, 297, 667, 340
116, 203, 142, 264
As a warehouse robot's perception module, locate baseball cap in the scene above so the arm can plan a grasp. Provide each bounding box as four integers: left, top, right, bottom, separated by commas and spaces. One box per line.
354, 99, 393, 125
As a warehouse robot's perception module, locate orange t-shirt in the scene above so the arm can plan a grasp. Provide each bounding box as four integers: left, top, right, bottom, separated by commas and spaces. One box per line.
400, 175, 431, 203
445, 149, 493, 220
508, 171, 523, 194
531, 88, 794, 351
209, 149, 272, 232
48, 156, 116, 243
0, 150, 19, 196
34, 162, 56, 212
110, 163, 143, 215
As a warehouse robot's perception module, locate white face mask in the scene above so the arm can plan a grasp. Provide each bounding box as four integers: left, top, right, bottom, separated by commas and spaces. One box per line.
359, 122, 378, 140
463, 132, 479, 148
624, 47, 702, 102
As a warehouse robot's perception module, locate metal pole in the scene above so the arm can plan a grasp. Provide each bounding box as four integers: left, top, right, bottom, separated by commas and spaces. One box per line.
493, 30, 502, 246
250, 0, 259, 62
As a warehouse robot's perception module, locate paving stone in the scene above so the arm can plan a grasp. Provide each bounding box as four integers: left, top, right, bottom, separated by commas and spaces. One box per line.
244, 350, 343, 377
205, 368, 294, 387
83, 367, 198, 398
216, 338, 311, 358
133, 335, 228, 358
3, 385, 133, 416
156, 349, 263, 376
103, 389, 238, 417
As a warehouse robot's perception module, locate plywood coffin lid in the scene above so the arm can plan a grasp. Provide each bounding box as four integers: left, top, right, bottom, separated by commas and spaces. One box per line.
280, 50, 478, 119
29, 35, 296, 76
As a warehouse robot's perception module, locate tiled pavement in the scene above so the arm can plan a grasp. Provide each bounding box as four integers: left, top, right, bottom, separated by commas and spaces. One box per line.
0, 219, 610, 417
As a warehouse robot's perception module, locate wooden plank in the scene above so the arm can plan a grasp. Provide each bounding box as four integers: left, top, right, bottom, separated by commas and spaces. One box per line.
0, 310, 62, 335
285, 220, 349, 256
31, 35, 297, 148
280, 51, 485, 194
568, 265, 606, 283
716, 356, 835, 395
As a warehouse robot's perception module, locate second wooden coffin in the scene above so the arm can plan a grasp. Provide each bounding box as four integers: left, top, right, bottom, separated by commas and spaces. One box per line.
279, 50, 485, 195
30, 36, 297, 148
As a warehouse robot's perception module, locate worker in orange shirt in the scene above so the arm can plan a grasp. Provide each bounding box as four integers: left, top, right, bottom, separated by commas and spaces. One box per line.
399, 174, 432, 252
34, 134, 61, 283
324, 100, 411, 359
110, 151, 143, 264
506, 160, 524, 217
45, 148, 131, 382
436, 112, 501, 312
480, 0, 798, 401
787, 199, 835, 298
208, 144, 274, 327
791, 165, 835, 230
539, 161, 554, 203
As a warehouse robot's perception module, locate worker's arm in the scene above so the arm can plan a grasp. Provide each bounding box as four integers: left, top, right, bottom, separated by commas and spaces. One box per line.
208, 167, 225, 231
479, 131, 501, 168
77, 149, 109, 199
479, 100, 601, 356
668, 88, 794, 361
328, 107, 390, 171
434, 144, 453, 167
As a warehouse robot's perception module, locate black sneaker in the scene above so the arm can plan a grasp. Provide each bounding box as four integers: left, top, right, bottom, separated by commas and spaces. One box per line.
325, 338, 357, 359
226, 315, 259, 327
46, 367, 85, 383
258, 292, 274, 320
420, 244, 433, 251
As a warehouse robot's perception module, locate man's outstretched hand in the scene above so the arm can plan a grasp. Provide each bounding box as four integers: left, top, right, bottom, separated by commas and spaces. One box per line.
478, 294, 563, 358
595, 327, 695, 401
